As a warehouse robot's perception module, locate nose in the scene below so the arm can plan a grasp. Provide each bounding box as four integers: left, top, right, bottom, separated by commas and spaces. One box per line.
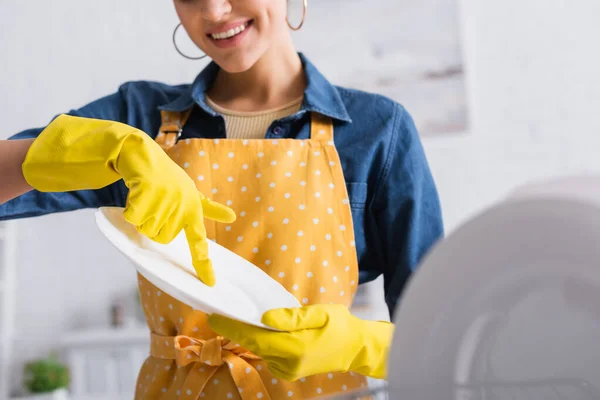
200, 0, 232, 21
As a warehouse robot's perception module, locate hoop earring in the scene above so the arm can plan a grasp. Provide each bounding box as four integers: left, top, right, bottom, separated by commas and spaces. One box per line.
173, 23, 208, 60
287, 0, 307, 31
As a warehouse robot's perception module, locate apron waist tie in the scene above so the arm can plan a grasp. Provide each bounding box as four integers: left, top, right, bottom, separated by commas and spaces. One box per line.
150, 332, 271, 400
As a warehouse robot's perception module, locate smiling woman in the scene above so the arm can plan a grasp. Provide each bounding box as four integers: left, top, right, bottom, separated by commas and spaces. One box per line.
173, 0, 296, 76
0, 0, 443, 399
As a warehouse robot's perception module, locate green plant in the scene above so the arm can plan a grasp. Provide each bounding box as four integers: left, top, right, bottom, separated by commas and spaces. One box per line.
23, 354, 69, 393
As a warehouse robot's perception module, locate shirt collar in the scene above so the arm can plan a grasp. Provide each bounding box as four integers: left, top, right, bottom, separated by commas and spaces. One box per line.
158, 53, 352, 123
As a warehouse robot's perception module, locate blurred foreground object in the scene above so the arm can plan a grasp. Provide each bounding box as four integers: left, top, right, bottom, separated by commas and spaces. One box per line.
331, 175, 600, 400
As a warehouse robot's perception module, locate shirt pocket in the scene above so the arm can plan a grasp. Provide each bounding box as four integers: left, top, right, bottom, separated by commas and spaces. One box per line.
345, 182, 368, 263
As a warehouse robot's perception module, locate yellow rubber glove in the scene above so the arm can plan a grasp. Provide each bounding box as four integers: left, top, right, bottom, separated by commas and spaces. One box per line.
208, 304, 394, 381
22, 114, 236, 285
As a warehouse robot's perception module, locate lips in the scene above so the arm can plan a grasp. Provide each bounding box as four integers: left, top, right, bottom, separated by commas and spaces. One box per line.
207, 20, 253, 40
206, 20, 253, 49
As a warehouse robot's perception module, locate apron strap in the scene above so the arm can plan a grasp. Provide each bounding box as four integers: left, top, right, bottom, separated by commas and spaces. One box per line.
156, 109, 193, 151
310, 112, 334, 143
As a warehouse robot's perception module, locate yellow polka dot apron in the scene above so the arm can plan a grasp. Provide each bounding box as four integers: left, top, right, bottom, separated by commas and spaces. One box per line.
135, 109, 368, 399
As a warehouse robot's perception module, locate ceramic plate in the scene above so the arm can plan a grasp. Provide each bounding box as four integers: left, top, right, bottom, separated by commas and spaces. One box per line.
95, 207, 301, 330
387, 194, 600, 398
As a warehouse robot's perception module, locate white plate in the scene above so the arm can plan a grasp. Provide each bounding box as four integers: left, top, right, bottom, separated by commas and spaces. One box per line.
95, 207, 301, 330
388, 193, 600, 398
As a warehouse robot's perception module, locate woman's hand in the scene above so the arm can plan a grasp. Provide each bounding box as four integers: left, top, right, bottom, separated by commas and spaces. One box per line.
22, 114, 235, 285
208, 304, 394, 381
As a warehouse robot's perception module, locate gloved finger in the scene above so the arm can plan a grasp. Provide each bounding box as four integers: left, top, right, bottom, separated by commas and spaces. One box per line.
147, 195, 184, 244
201, 197, 237, 224
261, 305, 328, 331
123, 186, 167, 227
267, 362, 302, 382
150, 207, 185, 244
184, 212, 215, 286
207, 314, 275, 352
123, 196, 146, 227
192, 257, 215, 287
151, 220, 183, 244
124, 201, 161, 237
138, 216, 165, 240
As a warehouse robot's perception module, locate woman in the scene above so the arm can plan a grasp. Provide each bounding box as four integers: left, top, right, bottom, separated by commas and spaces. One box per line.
0, 0, 443, 398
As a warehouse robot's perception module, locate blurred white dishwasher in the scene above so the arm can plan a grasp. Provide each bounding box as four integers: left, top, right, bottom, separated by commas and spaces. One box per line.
59, 326, 149, 400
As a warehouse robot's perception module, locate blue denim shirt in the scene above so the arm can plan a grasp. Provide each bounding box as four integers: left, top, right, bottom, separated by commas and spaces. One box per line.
1, 54, 443, 318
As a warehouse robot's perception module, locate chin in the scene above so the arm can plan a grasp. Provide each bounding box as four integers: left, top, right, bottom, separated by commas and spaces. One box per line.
212, 53, 261, 74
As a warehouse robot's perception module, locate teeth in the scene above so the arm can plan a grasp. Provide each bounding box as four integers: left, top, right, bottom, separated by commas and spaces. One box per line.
211, 23, 247, 40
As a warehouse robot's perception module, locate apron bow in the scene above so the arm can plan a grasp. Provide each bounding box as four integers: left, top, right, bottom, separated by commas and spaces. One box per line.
150, 332, 271, 400
173, 335, 257, 368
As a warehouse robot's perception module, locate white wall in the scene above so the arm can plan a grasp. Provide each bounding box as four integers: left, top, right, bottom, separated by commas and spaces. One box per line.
2, 0, 600, 395
430, 0, 600, 231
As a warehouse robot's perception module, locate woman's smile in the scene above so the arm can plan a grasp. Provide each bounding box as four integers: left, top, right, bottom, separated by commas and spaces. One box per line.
206, 19, 254, 48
